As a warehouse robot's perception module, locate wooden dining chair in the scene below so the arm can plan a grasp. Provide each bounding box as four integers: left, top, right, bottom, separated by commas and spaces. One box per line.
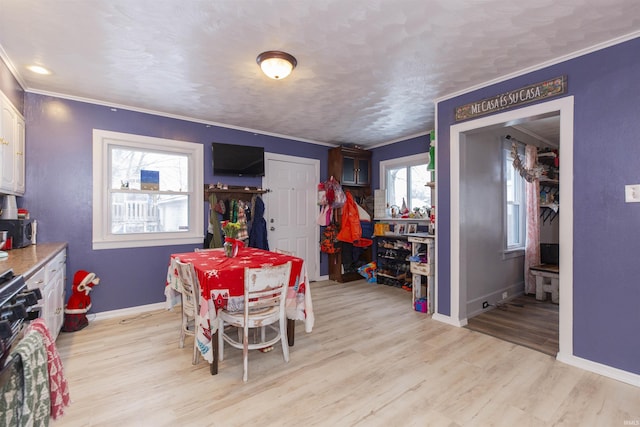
218, 261, 292, 382
174, 259, 202, 365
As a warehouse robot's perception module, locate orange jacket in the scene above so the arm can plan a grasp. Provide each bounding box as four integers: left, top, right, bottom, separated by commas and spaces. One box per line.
336, 191, 362, 243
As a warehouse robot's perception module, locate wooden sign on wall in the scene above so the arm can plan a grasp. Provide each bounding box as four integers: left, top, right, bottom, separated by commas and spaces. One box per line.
455, 76, 567, 122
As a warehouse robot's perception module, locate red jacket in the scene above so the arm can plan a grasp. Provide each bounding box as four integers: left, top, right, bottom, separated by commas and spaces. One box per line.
336, 192, 362, 243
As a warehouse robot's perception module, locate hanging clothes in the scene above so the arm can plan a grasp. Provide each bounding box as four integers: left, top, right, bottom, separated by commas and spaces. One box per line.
236, 202, 249, 241
248, 196, 269, 250
230, 199, 239, 223
207, 194, 223, 248
336, 191, 362, 243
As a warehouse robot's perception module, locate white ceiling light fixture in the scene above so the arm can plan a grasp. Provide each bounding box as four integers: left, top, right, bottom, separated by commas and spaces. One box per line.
256, 51, 297, 80
27, 65, 51, 75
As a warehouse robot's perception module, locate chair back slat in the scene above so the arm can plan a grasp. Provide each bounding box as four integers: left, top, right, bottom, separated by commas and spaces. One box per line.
219, 261, 293, 381
173, 259, 202, 365
244, 262, 292, 313
175, 260, 200, 310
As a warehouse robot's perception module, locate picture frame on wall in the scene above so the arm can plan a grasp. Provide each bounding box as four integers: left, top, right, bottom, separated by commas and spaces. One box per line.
407, 223, 418, 234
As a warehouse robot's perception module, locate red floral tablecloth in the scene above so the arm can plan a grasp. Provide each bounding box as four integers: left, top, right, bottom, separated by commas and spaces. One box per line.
165, 247, 314, 363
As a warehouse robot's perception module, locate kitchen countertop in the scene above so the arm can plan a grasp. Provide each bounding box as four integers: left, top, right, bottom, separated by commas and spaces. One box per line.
0, 242, 68, 279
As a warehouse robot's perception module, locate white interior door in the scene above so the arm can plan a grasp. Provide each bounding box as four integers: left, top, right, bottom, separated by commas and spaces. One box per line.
263, 153, 319, 280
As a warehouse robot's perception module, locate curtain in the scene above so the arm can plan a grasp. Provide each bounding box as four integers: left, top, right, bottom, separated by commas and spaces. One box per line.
524, 144, 540, 294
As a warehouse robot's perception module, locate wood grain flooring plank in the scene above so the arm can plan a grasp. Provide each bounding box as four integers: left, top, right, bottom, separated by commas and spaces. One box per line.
465, 295, 559, 356
51, 280, 638, 426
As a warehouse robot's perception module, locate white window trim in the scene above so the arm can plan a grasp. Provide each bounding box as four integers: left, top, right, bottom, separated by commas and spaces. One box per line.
92, 129, 204, 250
379, 152, 430, 203
503, 142, 526, 255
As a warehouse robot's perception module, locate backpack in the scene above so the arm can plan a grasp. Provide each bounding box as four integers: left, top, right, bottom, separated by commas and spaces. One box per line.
320, 224, 341, 254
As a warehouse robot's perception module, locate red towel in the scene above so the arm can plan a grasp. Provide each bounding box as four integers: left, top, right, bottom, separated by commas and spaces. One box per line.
26, 319, 70, 420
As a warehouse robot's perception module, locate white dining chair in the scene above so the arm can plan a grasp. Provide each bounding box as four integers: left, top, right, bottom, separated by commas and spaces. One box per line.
218, 261, 292, 382
174, 259, 202, 365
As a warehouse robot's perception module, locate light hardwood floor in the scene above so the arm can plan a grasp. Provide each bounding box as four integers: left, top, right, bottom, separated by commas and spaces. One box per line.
465, 295, 559, 356
52, 280, 639, 426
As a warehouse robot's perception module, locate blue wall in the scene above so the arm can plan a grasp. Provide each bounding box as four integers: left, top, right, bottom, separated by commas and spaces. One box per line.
436, 37, 640, 375
22, 94, 330, 313
371, 134, 431, 189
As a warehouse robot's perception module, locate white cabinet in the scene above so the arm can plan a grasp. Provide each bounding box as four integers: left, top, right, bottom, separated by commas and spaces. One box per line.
26, 249, 67, 340
0, 91, 25, 195
14, 118, 25, 194
45, 250, 66, 338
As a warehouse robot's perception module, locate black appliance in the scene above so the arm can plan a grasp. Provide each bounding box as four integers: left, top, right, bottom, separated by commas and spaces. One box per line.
212, 142, 265, 177
0, 218, 34, 249
0, 269, 41, 388
540, 243, 559, 265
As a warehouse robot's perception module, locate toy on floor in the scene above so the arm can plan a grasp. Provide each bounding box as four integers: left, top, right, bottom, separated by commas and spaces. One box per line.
62, 270, 100, 332
357, 261, 377, 283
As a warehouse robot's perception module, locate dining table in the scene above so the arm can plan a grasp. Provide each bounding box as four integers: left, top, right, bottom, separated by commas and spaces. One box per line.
165, 247, 314, 375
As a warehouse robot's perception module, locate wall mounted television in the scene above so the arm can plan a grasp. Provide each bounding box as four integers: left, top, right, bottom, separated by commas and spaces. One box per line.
212, 142, 265, 177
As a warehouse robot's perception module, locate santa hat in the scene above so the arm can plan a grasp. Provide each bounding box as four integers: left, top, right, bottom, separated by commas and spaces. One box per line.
73, 270, 100, 295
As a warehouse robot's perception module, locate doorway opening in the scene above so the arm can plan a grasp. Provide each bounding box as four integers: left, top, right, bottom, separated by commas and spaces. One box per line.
462, 115, 560, 356
448, 97, 574, 360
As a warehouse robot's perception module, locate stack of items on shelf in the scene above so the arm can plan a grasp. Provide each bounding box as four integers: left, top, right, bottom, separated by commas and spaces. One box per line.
375, 238, 412, 290
408, 234, 435, 314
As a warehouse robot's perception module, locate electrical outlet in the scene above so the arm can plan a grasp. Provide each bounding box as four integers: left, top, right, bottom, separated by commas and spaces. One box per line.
482, 301, 489, 309
625, 184, 640, 203
502, 292, 508, 299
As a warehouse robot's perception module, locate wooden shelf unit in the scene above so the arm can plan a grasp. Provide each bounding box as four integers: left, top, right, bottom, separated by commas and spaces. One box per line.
327, 146, 373, 282
204, 185, 269, 201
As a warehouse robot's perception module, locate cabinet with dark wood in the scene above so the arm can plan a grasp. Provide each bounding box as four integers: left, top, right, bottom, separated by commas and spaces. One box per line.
329, 146, 371, 187
327, 146, 373, 282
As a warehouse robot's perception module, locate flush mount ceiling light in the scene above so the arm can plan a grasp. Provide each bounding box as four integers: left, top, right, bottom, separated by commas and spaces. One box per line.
256, 51, 297, 80
27, 65, 51, 75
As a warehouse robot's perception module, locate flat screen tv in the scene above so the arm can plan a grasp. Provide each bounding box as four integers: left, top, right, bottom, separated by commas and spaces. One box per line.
212, 142, 265, 177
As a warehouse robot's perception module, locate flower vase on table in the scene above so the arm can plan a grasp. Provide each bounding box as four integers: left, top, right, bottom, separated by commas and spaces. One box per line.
222, 221, 242, 257
224, 237, 244, 257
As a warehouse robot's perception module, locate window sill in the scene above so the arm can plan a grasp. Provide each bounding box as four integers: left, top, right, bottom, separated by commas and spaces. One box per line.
502, 248, 525, 260
93, 235, 203, 250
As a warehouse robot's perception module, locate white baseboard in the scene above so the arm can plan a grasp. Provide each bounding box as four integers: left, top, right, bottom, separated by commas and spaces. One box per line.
432, 312, 467, 327
556, 353, 640, 388
87, 302, 168, 322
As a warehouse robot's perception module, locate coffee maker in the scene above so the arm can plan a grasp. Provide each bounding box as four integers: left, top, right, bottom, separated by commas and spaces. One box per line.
0, 195, 17, 220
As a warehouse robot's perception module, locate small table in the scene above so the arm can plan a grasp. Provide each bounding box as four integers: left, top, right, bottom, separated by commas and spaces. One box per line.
166, 247, 314, 375
530, 264, 559, 303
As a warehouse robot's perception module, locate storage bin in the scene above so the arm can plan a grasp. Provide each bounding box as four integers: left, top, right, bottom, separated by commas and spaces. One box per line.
360, 221, 374, 238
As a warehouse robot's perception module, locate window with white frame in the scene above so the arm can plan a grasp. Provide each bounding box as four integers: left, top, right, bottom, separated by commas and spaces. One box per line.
380, 153, 431, 215
504, 144, 526, 251
92, 129, 203, 249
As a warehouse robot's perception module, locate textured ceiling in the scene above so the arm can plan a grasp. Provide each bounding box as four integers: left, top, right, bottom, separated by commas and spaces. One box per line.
0, 0, 638, 146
